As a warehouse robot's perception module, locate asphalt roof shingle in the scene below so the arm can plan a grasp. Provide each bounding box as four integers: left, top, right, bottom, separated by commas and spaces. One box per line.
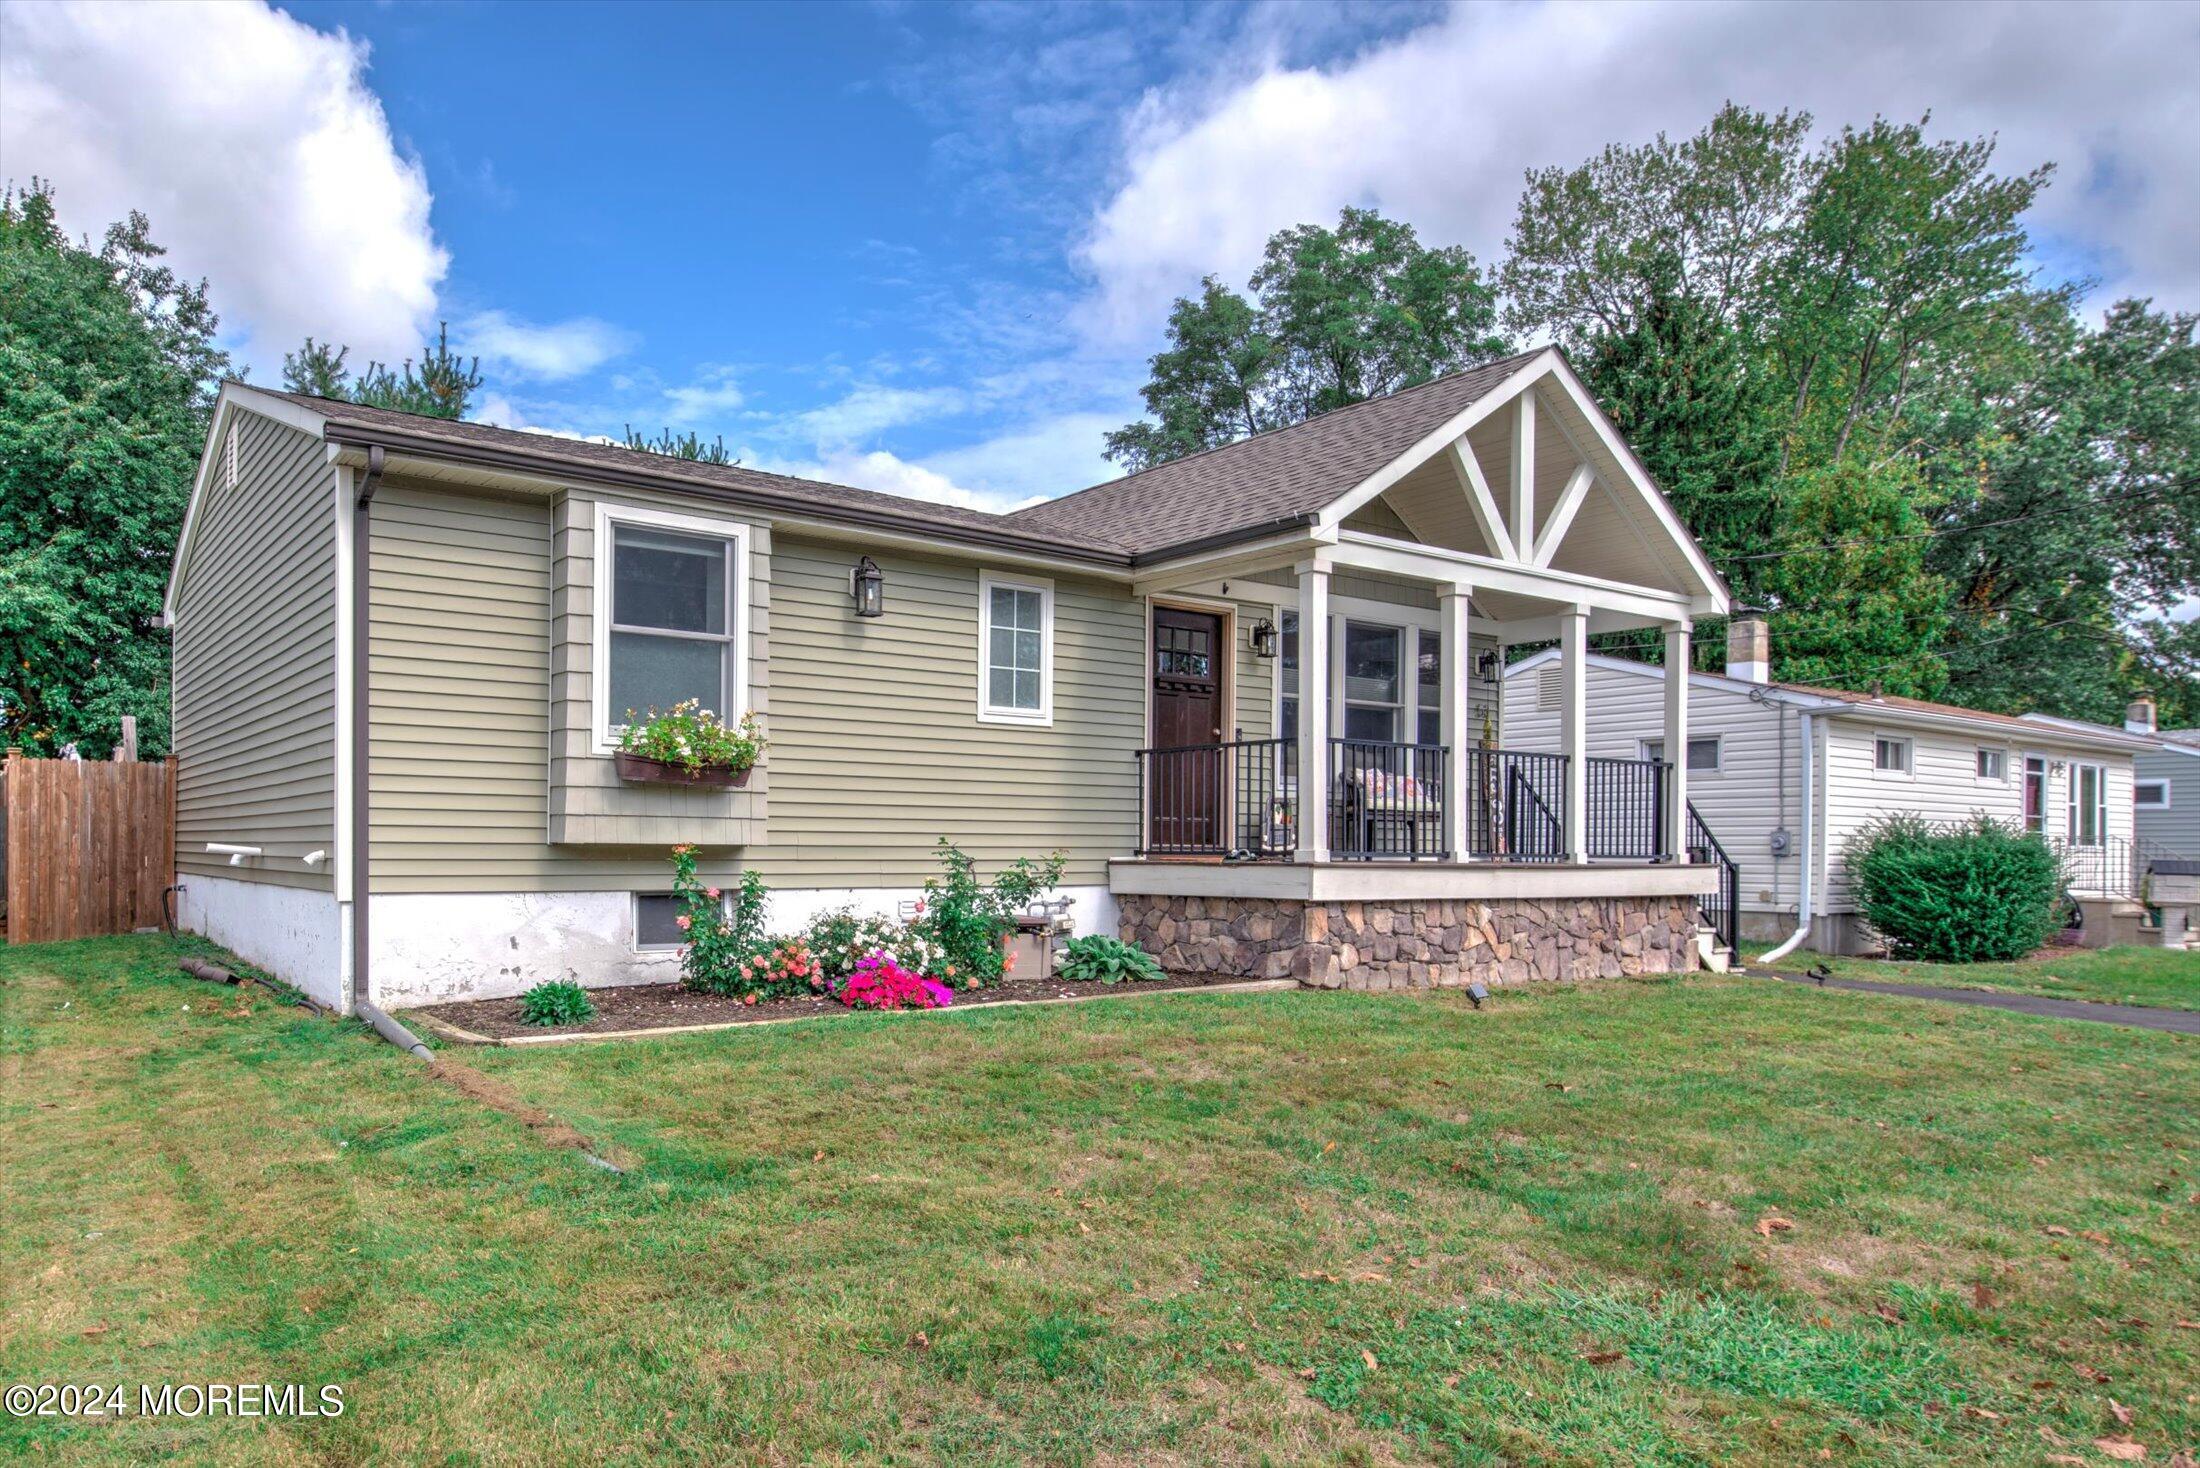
254, 350, 1540, 563
1004, 350, 1543, 554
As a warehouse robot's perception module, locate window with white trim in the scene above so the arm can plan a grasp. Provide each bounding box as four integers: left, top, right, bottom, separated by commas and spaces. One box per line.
1976, 747, 2007, 781
2135, 779, 2170, 810
1416, 628, 1442, 746
1642, 736, 1722, 772
979, 572, 1053, 724
1278, 610, 1299, 740
592, 504, 748, 748
1874, 736, 1911, 775
1341, 621, 1402, 742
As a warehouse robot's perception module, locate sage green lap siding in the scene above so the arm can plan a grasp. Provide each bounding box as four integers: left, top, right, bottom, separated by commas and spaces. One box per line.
363, 493, 1157, 892
173, 409, 336, 890
753, 537, 1144, 886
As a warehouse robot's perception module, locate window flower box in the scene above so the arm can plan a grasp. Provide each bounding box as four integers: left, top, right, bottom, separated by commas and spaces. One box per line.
613, 701, 764, 790
614, 752, 753, 789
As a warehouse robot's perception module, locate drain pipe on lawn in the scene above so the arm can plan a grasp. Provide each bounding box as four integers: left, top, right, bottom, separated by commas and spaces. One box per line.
1760, 709, 1816, 965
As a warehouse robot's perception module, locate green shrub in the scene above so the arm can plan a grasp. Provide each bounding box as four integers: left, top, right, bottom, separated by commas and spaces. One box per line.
669, 849, 805, 999
802, 907, 942, 985
1847, 813, 2065, 963
518, 980, 595, 1027
1055, 934, 1165, 984
917, 838, 1065, 988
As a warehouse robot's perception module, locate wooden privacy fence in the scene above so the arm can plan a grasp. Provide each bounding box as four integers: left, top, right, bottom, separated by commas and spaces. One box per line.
2, 753, 175, 944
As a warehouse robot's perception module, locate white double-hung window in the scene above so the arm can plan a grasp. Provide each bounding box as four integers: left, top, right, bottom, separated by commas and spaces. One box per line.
592, 503, 748, 749
978, 572, 1053, 725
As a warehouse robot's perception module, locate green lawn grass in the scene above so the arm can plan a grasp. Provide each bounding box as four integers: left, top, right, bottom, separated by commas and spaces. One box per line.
1760, 944, 2200, 1011
5, 935, 2196, 1464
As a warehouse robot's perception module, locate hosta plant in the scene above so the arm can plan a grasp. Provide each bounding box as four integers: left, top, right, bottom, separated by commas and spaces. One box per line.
1055, 934, 1165, 984
617, 699, 764, 774
517, 980, 595, 1027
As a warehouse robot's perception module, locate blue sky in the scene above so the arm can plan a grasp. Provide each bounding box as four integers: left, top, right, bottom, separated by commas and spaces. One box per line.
5, 1, 2197, 512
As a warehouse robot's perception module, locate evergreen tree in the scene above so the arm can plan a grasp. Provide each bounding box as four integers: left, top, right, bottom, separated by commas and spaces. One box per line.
624, 425, 737, 465
281, 322, 482, 419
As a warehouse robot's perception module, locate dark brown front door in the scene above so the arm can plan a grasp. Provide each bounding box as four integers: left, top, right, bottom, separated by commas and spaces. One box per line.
1150, 608, 1225, 850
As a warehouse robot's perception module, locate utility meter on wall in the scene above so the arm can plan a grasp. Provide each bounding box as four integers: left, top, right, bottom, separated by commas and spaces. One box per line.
1768, 827, 1792, 857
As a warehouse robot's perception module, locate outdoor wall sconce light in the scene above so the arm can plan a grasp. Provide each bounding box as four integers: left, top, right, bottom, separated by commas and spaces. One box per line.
1250, 618, 1278, 659
1476, 649, 1501, 683
850, 556, 884, 618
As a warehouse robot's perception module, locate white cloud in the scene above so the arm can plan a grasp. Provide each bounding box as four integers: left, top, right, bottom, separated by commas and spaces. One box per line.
920, 412, 1122, 504
787, 385, 968, 445
743, 446, 1000, 513
662, 366, 747, 424
1077, 0, 2200, 346
456, 310, 633, 381
0, 0, 446, 372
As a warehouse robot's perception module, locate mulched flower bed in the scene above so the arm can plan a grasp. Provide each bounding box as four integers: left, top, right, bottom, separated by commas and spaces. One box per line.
411, 970, 1268, 1042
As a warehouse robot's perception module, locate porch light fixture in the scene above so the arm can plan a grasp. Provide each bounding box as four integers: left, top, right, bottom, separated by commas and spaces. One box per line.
1465, 980, 1491, 1008
850, 556, 884, 618
1251, 618, 1279, 659
1476, 649, 1501, 684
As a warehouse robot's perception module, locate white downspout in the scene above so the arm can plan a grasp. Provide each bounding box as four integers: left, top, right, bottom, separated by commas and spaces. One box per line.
1761, 709, 1816, 964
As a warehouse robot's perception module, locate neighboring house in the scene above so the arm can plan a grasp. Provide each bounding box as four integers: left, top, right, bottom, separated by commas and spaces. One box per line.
1501, 617, 2157, 955
167, 347, 1734, 1012
2109, 698, 2200, 857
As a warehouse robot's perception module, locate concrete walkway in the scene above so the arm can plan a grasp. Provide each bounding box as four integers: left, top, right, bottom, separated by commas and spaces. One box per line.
1756, 969, 2200, 1035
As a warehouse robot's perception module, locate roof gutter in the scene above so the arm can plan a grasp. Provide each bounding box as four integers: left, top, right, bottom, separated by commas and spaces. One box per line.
349, 446, 384, 1020
322, 421, 1136, 570
1128, 511, 1325, 568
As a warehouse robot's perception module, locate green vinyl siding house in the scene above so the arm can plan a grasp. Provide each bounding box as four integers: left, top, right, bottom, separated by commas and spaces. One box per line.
165, 349, 1730, 1011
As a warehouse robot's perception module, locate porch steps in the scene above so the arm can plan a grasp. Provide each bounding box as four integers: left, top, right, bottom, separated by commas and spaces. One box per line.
1694, 927, 1734, 974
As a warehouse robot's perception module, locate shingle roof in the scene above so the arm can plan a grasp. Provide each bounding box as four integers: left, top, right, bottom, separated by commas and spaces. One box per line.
254, 387, 1123, 555
252, 352, 1540, 564
1004, 349, 1546, 554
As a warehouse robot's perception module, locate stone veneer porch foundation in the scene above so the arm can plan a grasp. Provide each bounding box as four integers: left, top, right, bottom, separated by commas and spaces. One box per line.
1118, 893, 1698, 990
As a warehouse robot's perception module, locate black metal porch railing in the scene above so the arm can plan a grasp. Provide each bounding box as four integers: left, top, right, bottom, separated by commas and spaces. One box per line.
1584, 756, 1671, 861
1330, 739, 1448, 861
1135, 737, 1296, 859
1467, 749, 1568, 862
1685, 802, 1739, 956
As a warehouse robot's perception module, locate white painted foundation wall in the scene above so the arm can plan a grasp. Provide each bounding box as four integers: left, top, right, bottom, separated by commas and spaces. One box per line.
366, 885, 1119, 1009
178, 873, 342, 1009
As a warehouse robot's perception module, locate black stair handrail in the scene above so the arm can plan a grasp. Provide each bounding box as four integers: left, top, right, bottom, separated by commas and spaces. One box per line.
1684, 801, 1739, 956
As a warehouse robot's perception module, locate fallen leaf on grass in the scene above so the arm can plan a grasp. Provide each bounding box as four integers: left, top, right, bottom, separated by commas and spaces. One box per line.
2109, 1399, 2134, 1426
1545, 1082, 1573, 1092
2077, 1365, 2113, 1384
1580, 1350, 1626, 1366
2093, 1437, 2147, 1461
2045, 1225, 2073, 1237
1296, 1367, 1317, 1380
2079, 1230, 2113, 1245
2176, 1320, 2200, 1331
1360, 1349, 1379, 1372
1971, 1282, 1996, 1309
1442, 1373, 1461, 1387
1226, 1341, 1247, 1354
1755, 1214, 1796, 1238
1875, 1304, 1904, 1325
909, 1331, 931, 1351
812, 1149, 826, 1162
1960, 1406, 2001, 1421
80, 1324, 110, 1339
1322, 1140, 1337, 1154
1297, 1270, 1342, 1283
1351, 1271, 1389, 1283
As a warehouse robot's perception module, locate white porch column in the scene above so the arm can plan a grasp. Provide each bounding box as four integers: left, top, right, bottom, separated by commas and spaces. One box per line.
1296, 564, 1331, 862
1559, 605, 1588, 864
1439, 586, 1472, 861
1663, 622, 1691, 862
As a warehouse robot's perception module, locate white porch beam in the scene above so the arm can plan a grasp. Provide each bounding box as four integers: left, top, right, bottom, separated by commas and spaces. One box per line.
1328, 531, 1693, 624
1296, 564, 1332, 863
1559, 606, 1588, 865
1446, 439, 1516, 562
1663, 623, 1691, 863
1439, 587, 1472, 861
1510, 389, 1537, 563
1533, 464, 1595, 569
1130, 529, 1332, 598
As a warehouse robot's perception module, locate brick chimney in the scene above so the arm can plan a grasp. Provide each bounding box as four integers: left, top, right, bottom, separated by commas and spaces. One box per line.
2126, 694, 2157, 735
1726, 609, 1770, 684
